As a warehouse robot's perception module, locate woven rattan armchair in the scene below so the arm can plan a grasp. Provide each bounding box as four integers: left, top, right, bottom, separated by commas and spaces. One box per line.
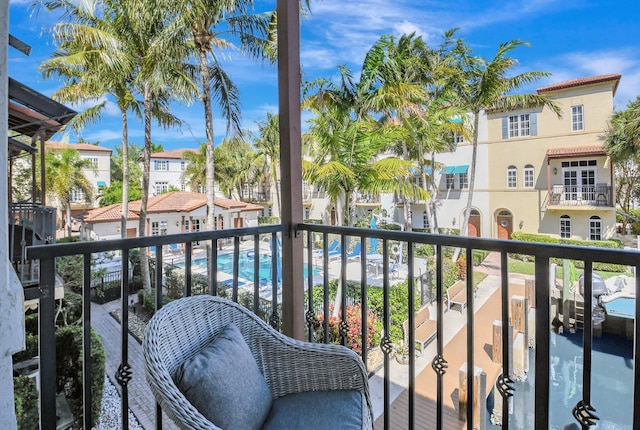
143, 295, 374, 429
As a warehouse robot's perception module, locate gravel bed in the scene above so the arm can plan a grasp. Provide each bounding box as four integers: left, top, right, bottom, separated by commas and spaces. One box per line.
110, 308, 148, 342
93, 376, 143, 430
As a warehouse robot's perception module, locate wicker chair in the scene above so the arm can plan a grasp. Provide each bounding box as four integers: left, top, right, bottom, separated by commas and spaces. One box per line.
143, 295, 374, 429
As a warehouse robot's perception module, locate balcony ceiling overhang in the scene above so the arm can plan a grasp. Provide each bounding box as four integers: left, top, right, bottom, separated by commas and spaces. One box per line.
546, 144, 607, 159
8, 77, 77, 142
8, 137, 36, 158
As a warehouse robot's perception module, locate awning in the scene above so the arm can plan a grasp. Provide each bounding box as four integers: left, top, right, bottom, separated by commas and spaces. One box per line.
453, 165, 469, 174
424, 167, 433, 175
97, 181, 106, 187
442, 165, 468, 175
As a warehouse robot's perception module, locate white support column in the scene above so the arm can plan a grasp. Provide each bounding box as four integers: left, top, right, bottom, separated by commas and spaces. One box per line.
1, 6, 26, 427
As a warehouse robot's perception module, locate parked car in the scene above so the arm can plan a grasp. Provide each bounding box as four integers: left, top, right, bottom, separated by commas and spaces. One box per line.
70, 218, 82, 232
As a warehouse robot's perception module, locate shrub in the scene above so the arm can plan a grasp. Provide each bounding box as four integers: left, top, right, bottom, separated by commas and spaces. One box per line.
510, 231, 627, 272
57, 292, 83, 326
367, 280, 419, 344
258, 216, 280, 225
455, 256, 467, 279
55, 325, 106, 428
13, 376, 38, 430
315, 303, 378, 354
415, 244, 435, 258
56, 237, 83, 293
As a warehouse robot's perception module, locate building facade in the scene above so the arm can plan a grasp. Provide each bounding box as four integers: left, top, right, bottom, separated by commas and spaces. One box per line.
427, 74, 620, 240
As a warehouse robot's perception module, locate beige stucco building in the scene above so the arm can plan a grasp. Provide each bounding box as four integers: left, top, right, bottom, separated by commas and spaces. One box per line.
432, 74, 620, 241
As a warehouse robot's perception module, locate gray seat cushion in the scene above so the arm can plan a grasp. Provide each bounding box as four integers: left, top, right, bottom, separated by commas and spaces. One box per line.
261, 390, 363, 430
174, 323, 272, 430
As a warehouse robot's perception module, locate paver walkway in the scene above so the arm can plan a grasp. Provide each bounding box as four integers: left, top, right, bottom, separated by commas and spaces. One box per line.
92, 300, 178, 430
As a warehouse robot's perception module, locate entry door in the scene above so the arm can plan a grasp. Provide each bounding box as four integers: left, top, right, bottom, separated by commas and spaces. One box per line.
497, 215, 513, 240
468, 213, 481, 237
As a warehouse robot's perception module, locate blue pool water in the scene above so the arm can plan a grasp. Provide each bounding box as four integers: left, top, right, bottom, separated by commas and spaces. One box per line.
492, 331, 633, 429
180, 252, 320, 285
603, 297, 635, 319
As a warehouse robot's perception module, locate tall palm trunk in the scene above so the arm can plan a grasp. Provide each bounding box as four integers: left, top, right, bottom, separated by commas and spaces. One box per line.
120, 108, 129, 239
139, 83, 152, 294
428, 152, 439, 233
66, 204, 72, 237
271, 160, 281, 215
453, 110, 480, 262
196, 38, 217, 286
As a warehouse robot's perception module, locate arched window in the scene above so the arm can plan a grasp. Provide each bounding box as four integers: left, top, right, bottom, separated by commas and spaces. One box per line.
560, 215, 571, 239
589, 216, 602, 240
507, 166, 517, 188
524, 164, 534, 188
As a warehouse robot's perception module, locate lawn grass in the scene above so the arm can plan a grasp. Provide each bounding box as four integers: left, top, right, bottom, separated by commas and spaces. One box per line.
507, 258, 627, 279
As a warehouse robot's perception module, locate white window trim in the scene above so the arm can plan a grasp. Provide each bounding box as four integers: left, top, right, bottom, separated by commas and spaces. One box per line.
560, 216, 571, 239
507, 167, 517, 188
571, 105, 584, 132
524, 166, 534, 188
509, 114, 531, 138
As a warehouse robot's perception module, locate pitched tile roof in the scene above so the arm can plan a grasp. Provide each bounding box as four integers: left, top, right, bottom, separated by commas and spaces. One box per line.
537, 74, 621, 95
84, 203, 140, 223
85, 192, 262, 223
46, 141, 112, 153
546, 144, 607, 159
149, 148, 198, 159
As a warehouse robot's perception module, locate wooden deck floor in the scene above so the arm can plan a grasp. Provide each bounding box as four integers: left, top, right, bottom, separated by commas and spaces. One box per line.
375, 283, 526, 429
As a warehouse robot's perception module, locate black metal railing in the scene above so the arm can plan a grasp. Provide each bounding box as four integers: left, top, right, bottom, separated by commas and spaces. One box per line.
548, 184, 612, 207
9, 202, 56, 285
24, 223, 640, 429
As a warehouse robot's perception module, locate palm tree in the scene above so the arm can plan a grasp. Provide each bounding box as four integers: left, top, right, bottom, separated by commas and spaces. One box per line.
604, 97, 640, 225
170, 0, 273, 286
254, 112, 282, 212
214, 135, 260, 200
45, 148, 96, 237
303, 89, 423, 227
451, 39, 561, 260
39, 0, 141, 242
605, 96, 640, 160
181, 143, 207, 193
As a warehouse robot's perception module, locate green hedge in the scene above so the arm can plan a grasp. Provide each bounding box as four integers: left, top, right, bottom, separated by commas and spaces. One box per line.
14, 376, 38, 430
510, 231, 627, 272
258, 216, 280, 225
56, 325, 106, 428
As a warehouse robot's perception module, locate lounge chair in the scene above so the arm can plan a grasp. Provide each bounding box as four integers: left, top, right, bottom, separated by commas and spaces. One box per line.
347, 242, 362, 261
313, 240, 339, 256
168, 243, 182, 255
143, 295, 373, 429
327, 244, 342, 260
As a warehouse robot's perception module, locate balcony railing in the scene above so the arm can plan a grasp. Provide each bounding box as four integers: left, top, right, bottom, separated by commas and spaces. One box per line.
24, 224, 640, 429
547, 184, 613, 207
9, 202, 56, 286
356, 193, 381, 204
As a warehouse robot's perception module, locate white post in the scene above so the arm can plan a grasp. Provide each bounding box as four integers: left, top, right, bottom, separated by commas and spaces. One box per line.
1, 7, 26, 427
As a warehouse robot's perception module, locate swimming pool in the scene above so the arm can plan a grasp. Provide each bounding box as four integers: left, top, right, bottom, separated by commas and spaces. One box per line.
180, 252, 321, 285
495, 331, 633, 429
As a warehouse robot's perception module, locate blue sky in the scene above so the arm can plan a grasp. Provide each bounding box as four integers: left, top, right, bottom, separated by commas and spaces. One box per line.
8, 0, 640, 151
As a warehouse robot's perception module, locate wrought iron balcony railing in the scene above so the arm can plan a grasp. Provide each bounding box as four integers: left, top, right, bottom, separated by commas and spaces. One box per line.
547, 184, 613, 207
9, 202, 56, 286
22, 224, 640, 429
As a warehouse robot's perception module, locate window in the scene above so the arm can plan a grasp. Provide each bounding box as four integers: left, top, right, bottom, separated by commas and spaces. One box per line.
589, 216, 602, 240
84, 157, 98, 167
445, 174, 455, 190
459, 172, 468, 189
453, 133, 464, 144
151, 221, 159, 236
180, 184, 186, 192
507, 166, 517, 188
181, 161, 186, 171
154, 160, 169, 171
155, 181, 168, 195
192, 219, 201, 232
509, 114, 530, 137
71, 189, 85, 203
423, 211, 429, 229
560, 215, 571, 239
524, 165, 535, 188
571, 105, 584, 131
159, 220, 168, 235
305, 208, 310, 219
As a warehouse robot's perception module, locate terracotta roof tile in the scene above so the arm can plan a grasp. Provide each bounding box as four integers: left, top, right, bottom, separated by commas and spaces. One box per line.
546, 144, 607, 158
84, 203, 139, 223
537, 74, 621, 94
149, 148, 198, 159
46, 141, 112, 153
86, 192, 262, 224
